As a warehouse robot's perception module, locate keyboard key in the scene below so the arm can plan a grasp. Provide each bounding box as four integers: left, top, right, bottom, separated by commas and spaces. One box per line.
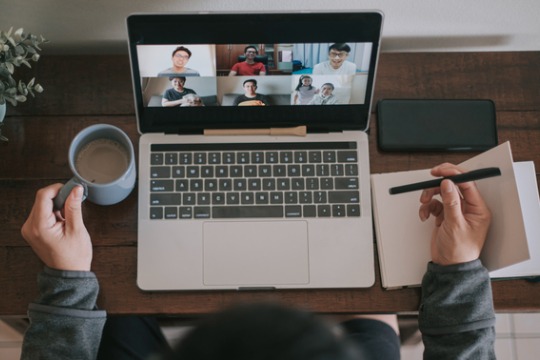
172, 166, 185, 178
227, 192, 240, 204
164, 207, 178, 219
194, 206, 211, 219
179, 207, 193, 219
345, 164, 359, 176
270, 192, 283, 204
318, 205, 331, 217
212, 193, 226, 205
176, 180, 188, 192
151, 166, 170, 178
223, 152, 235, 164
313, 191, 327, 203
165, 153, 178, 165
194, 153, 206, 164
230, 166, 243, 177
328, 191, 360, 203
332, 204, 346, 217
255, 192, 269, 204
197, 193, 211, 205
151, 153, 163, 165
335, 178, 359, 189
251, 152, 264, 163
294, 151, 308, 163
213, 206, 284, 218
285, 205, 302, 217
337, 151, 358, 162
241, 192, 255, 204
323, 151, 336, 163
150, 194, 181, 206
186, 166, 199, 178
309, 151, 322, 163
330, 164, 344, 176
209, 152, 221, 164
285, 192, 298, 204
302, 164, 315, 177
303, 205, 317, 217
150, 207, 163, 219
291, 178, 305, 190
219, 179, 233, 191
204, 179, 218, 191
237, 152, 250, 164
259, 165, 272, 177
151, 180, 174, 192
179, 153, 192, 164
280, 151, 293, 163
347, 204, 361, 217
201, 166, 214, 177
299, 191, 312, 204
183, 193, 196, 205
266, 152, 278, 163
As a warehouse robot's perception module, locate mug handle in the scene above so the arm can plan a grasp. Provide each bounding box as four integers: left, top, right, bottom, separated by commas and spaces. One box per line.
53, 178, 88, 211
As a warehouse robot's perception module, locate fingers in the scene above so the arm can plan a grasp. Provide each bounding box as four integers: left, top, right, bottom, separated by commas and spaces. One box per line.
22, 184, 64, 240
64, 186, 85, 234
439, 179, 463, 225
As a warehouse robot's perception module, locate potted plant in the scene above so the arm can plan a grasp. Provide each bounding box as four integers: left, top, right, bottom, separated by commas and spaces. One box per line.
0, 27, 48, 141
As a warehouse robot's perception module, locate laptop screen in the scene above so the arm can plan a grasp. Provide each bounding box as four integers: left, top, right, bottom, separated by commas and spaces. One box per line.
127, 12, 383, 134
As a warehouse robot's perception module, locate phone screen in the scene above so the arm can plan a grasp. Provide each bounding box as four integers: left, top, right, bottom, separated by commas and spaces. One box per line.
377, 99, 498, 151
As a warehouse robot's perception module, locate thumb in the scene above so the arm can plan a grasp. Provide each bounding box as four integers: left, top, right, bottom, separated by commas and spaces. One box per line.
440, 179, 463, 224
64, 186, 85, 232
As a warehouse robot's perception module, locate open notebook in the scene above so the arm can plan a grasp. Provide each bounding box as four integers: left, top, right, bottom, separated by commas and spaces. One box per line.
371, 142, 540, 289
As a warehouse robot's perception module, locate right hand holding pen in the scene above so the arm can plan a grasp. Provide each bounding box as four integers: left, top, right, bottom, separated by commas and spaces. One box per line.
419, 163, 492, 266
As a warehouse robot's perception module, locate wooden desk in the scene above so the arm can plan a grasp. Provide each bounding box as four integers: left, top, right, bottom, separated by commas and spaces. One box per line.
1, 52, 539, 316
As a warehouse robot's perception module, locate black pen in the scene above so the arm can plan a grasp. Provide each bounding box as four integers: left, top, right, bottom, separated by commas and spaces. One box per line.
389, 167, 502, 195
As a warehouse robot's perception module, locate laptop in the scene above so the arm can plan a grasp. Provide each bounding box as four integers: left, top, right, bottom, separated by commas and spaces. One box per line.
127, 11, 384, 291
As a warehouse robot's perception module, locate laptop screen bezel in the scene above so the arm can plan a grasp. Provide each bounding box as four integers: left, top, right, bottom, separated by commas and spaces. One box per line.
127, 12, 383, 134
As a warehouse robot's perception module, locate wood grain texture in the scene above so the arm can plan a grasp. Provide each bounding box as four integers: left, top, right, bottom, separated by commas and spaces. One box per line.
1, 52, 539, 315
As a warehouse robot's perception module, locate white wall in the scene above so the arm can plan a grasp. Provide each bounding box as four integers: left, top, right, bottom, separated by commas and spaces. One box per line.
1, 0, 539, 54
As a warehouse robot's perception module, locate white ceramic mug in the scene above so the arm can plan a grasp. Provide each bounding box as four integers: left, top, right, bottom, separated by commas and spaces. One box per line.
53, 124, 136, 208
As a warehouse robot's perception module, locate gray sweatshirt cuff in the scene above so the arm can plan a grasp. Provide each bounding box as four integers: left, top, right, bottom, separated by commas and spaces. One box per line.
29, 266, 105, 316
419, 259, 495, 335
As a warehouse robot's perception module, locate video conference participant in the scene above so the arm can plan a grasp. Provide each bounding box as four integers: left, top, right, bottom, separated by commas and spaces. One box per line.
313, 43, 357, 75
308, 83, 338, 105
233, 79, 270, 106
293, 75, 319, 105
158, 46, 200, 77
161, 76, 198, 107
229, 46, 267, 76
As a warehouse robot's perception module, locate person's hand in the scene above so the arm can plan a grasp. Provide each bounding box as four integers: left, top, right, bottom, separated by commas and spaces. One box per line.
21, 184, 92, 271
419, 163, 491, 266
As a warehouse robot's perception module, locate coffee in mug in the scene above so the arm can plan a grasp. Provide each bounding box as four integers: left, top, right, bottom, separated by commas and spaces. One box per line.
53, 124, 136, 209
75, 138, 130, 184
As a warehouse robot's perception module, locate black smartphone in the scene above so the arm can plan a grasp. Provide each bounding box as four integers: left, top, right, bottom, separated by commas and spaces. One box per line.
376, 99, 498, 151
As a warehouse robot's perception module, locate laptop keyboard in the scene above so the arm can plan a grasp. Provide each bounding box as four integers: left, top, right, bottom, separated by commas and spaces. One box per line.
148, 142, 361, 220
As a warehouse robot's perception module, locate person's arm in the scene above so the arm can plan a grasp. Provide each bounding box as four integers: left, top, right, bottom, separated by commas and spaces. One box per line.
418, 163, 496, 359
259, 64, 266, 76
229, 62, 239, 76
20, 184, 106, 360
162, 97, 187, 107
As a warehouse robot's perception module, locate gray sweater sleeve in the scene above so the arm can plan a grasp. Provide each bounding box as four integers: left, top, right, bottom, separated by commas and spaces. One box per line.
21, 267, 107, 360
419, 259, 496, 359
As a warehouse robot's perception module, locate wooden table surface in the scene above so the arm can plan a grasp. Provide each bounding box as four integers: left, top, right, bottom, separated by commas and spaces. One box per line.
1, 52, 539, 316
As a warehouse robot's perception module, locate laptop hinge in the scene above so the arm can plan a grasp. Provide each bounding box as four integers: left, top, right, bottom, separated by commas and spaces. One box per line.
204, 126, 306, 137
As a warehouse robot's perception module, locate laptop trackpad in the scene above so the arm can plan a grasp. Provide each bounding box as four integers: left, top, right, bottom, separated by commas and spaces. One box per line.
203, 221, 309, 287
